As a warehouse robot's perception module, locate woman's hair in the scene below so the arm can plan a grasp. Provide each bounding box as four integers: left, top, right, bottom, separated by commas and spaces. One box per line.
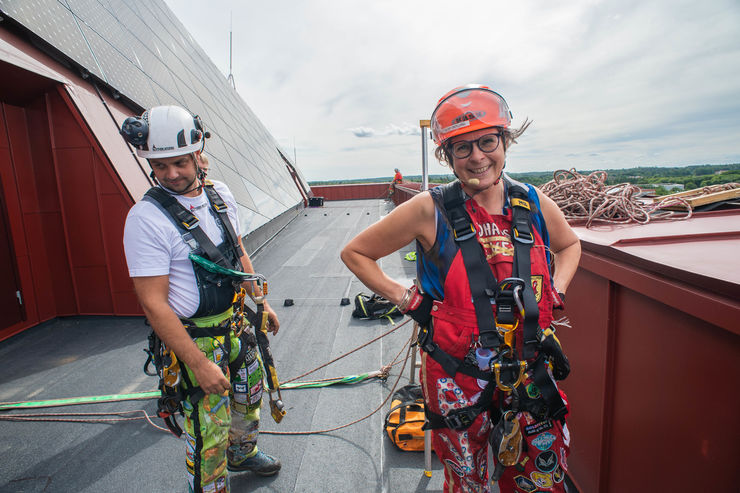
434, 118, 532, 167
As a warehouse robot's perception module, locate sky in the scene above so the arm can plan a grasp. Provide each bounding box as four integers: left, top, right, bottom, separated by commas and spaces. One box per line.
164, 0, 740, 182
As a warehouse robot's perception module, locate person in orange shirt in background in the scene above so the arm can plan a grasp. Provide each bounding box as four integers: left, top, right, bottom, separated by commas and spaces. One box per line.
387, 168, 404, 200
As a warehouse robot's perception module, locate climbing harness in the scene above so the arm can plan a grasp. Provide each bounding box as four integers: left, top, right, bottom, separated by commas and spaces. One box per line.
140, 181, 286, 435
419, 178, 570, 439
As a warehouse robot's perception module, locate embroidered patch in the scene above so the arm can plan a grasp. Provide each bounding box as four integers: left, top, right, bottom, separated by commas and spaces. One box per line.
530, 471, 554, 488
560, 447, 569, 470
513, 475, 537, 492
535, 450, 558, 473
553, 466, 565, 483
531, 275, 543, 302
532, 432, 556, 451
526, 383, 541, 399
524, 420, 553, 436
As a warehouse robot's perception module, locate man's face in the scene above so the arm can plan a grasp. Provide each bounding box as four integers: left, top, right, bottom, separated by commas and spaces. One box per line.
149, 153, 198, 194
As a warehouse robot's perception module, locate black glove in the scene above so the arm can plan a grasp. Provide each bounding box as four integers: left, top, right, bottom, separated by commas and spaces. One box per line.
540, 327, 570, 380
399, 285, 433, 327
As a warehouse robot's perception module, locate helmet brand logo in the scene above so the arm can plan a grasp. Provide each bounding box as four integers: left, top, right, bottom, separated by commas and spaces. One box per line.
152, 145, 175, 151
453, 111, 485, 125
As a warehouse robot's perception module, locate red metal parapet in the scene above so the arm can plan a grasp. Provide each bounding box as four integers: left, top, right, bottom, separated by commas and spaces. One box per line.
561, 209, 740, 492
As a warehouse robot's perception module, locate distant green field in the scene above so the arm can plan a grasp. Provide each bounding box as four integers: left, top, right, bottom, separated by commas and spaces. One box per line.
309, 163, 740, 195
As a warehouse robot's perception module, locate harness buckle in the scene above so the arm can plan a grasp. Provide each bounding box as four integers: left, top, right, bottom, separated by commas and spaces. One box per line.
453, 224, 476, 242
512, 227, 533, 244
443, 408, 477, 430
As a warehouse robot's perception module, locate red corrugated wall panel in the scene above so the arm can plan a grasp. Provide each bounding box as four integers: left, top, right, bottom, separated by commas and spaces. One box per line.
561, 245, 740, 492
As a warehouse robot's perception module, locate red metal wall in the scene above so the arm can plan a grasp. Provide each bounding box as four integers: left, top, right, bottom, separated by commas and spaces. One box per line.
561, 243, 740, 492
310, 182, 425, 203
310, 183, 389, 201
0, 83, 138, 341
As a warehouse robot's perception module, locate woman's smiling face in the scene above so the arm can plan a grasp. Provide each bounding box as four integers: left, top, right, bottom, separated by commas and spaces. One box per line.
448, 127, 506, 189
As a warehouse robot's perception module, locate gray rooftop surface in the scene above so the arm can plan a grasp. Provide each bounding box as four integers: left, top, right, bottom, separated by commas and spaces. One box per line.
0, 199, 446, 493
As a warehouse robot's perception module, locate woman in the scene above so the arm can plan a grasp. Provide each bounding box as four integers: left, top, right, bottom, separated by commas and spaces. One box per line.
342, 85, 581, 492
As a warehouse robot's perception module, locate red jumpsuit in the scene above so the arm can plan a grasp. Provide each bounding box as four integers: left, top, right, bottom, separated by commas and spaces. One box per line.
416, 184, 570, 493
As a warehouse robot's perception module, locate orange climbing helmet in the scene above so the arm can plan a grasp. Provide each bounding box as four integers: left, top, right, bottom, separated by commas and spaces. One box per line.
430, 84, 512, 145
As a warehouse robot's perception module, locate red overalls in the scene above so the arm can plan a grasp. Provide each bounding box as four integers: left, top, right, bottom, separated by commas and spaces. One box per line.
419, 194, 570, 493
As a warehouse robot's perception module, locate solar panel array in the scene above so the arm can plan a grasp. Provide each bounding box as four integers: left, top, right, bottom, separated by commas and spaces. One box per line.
0, 0, 306, 234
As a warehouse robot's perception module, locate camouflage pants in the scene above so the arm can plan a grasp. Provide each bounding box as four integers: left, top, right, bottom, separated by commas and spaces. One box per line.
181, 332, 263, 493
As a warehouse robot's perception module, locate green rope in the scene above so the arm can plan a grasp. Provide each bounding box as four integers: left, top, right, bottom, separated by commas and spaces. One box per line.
0, 391, 160, 411
0, 373, 380, 411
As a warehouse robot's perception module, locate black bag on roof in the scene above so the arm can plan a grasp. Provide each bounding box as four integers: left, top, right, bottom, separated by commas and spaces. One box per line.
351, 293, 403, 320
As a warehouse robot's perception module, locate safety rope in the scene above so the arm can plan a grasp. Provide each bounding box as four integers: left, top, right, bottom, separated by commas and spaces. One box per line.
540, 169, 694, 228
0, 319, 417, 436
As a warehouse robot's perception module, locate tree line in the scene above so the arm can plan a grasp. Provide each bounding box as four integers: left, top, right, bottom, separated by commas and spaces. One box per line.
310, 163, 740, 194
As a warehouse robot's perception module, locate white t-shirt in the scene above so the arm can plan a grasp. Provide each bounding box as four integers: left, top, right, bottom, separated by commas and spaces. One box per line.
123, 181, 242, 318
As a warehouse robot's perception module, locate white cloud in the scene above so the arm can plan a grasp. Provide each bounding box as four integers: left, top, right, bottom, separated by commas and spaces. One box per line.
165, 0, 740, 181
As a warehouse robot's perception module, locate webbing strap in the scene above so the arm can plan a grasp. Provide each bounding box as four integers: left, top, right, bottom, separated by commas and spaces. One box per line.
417, 325, 490, 380
505, 178, 540, 360
440, 182, 502, 348
143, 186, 237, 268
531, 355, 568, 422
203, 183, 244, 258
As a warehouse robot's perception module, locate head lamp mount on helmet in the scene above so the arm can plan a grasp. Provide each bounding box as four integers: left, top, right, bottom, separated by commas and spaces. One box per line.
430, 84, 512, 146
120, 116, 149, 147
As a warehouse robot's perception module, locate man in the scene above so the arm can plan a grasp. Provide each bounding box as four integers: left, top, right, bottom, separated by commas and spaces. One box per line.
387, 168, 403, 199
121, 105, 281, 493
199, 152, 210, 177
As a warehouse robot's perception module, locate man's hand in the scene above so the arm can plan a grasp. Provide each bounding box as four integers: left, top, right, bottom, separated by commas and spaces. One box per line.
264, 302, 280, 334
190, 358, 230, 395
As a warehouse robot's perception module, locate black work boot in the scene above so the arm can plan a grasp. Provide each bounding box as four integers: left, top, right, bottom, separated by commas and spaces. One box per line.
227, 451, 281, 476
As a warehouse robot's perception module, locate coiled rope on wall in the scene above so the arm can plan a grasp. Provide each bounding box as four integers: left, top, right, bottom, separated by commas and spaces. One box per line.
539, 169, 695, 228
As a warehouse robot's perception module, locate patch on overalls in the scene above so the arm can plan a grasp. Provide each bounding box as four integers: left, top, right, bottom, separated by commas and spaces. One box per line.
535, 450, 558, 473
530, 275, 543, 302
525, 383, 541, 399
212, 347, 225, 366
553, 466, 565, 483
532, 432, 556, 451
514, 475, 537, 492
523, 419, 552, 436
560, 447, 569, 470
185, 433, 196, 468
530, 471, 554, 488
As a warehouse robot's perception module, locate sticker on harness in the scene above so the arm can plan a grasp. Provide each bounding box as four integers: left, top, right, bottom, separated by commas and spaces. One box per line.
524, 419, 553, 436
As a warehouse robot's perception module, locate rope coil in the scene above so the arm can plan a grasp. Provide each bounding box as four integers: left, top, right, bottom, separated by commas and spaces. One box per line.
540, 169, 695, 228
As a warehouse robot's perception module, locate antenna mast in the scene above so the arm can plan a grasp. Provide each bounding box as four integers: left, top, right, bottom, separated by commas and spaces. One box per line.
227, 12, 235, 89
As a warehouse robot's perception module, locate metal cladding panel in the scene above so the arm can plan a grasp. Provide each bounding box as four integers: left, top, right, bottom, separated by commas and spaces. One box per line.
561, 212, 740, 492
0, 0, 305, 232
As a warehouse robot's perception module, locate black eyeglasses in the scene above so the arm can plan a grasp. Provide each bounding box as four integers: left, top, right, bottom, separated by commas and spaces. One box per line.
447, 133, 503, 159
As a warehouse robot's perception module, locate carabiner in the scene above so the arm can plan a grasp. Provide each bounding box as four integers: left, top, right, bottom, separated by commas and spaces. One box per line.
493, 360, 527, 391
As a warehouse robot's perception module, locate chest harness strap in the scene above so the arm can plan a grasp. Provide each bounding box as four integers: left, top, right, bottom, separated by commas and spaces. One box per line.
421, 178, 568, 431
